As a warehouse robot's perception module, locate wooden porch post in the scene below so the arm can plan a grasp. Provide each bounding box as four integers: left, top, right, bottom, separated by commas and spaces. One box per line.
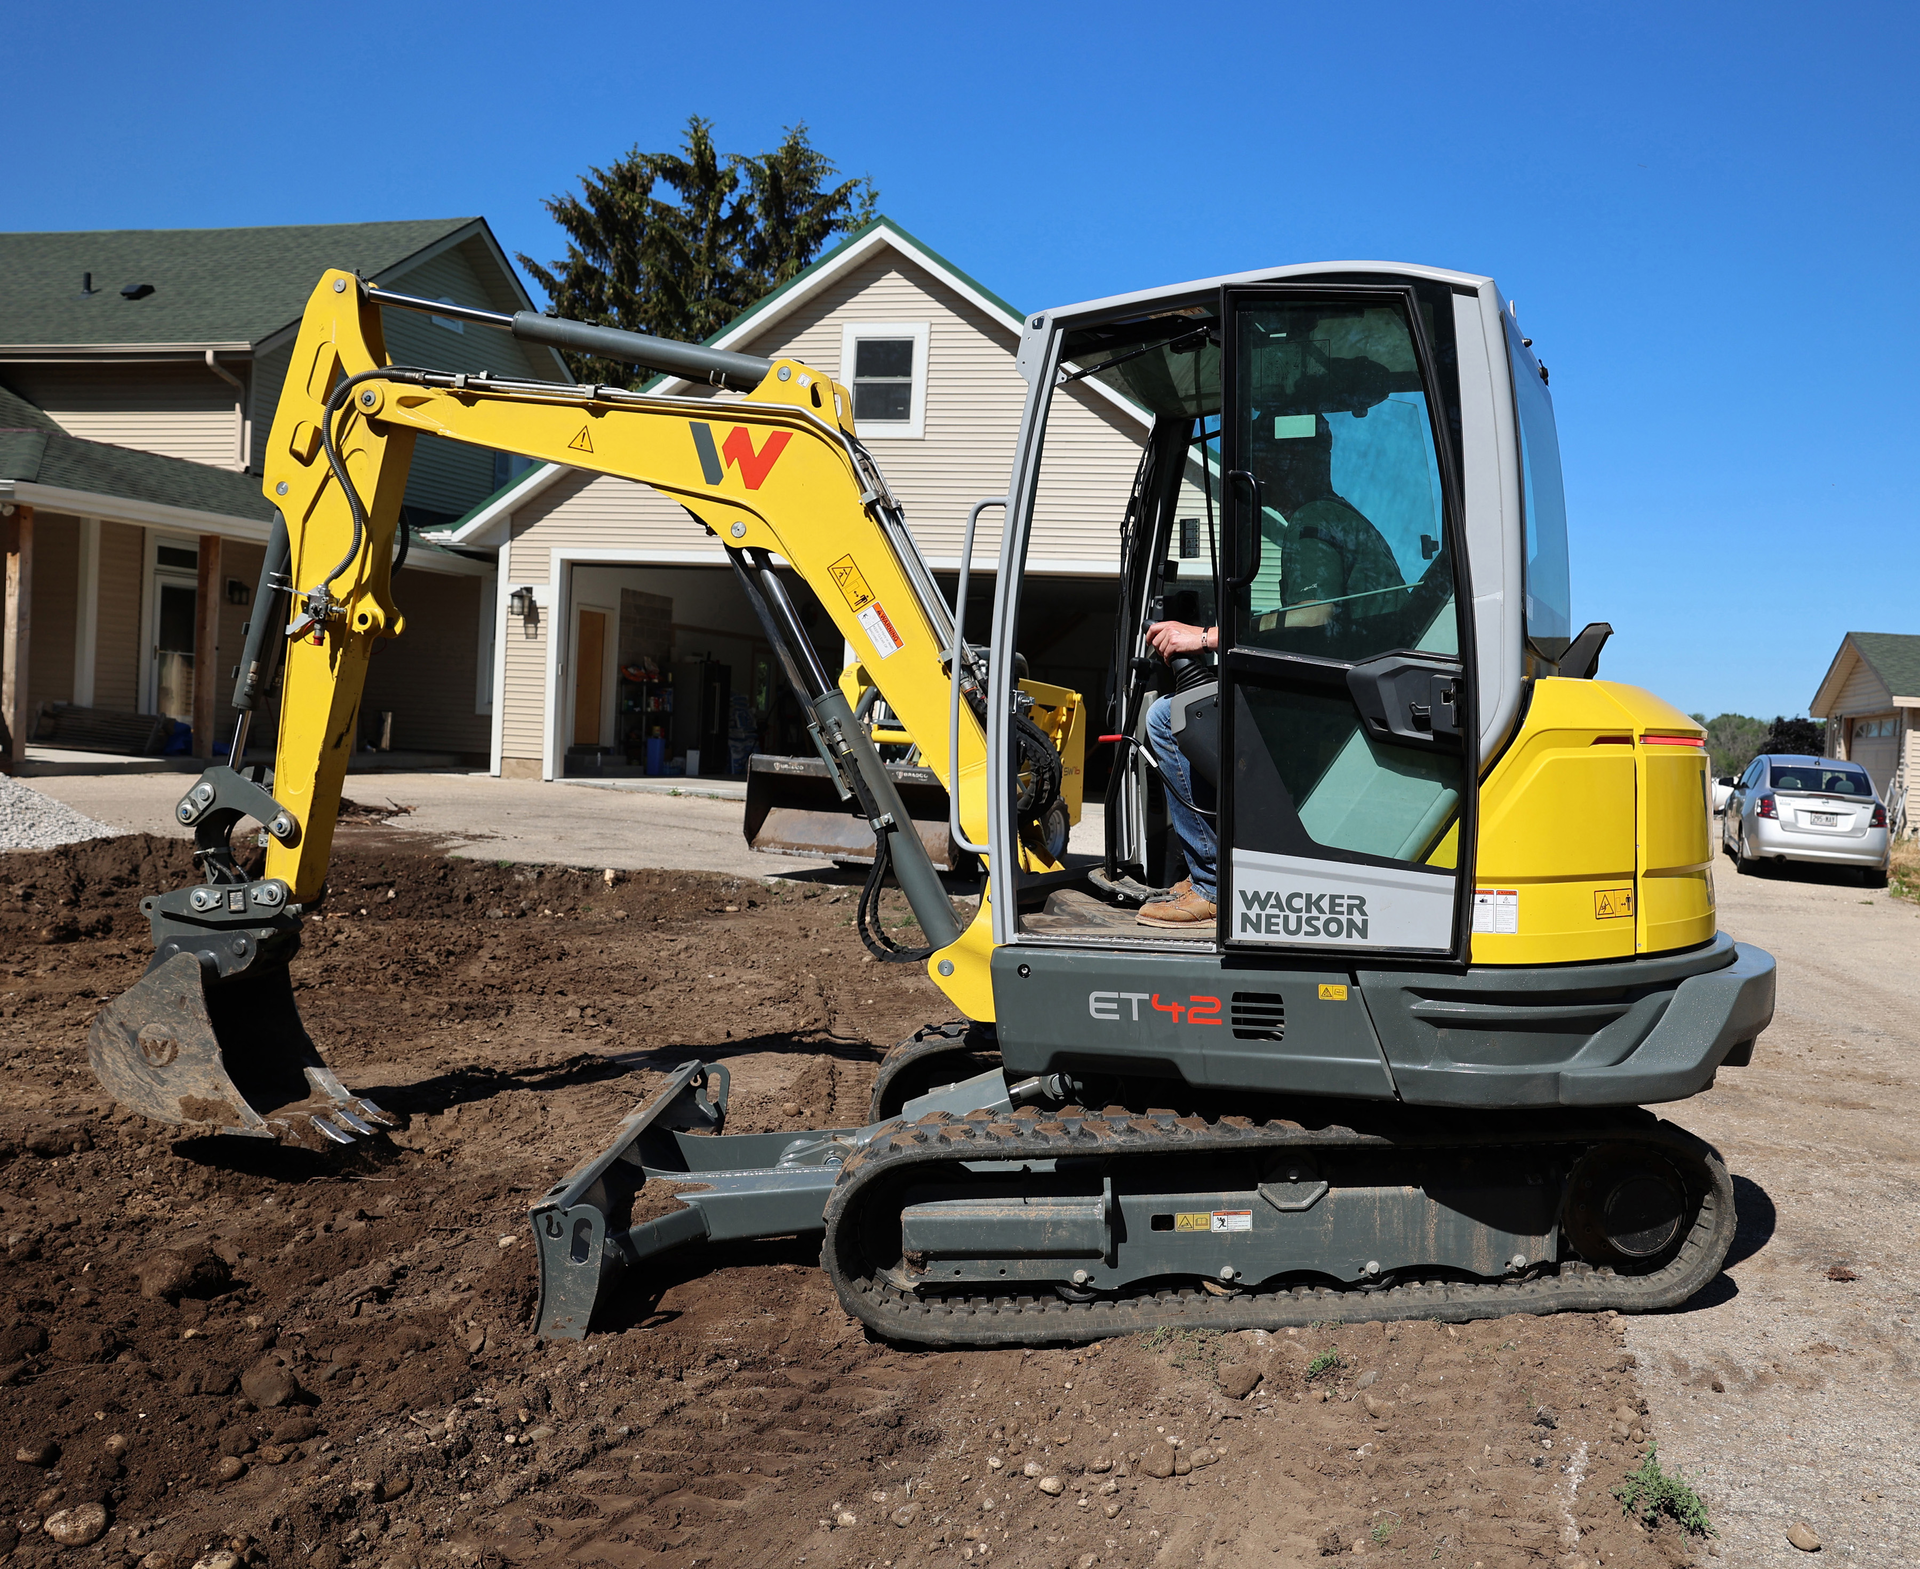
192, 532, 222, 759
1, 505, 33, 773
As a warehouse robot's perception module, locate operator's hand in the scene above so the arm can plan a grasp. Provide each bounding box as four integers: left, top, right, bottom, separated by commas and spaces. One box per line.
1146, 621, 1216, 658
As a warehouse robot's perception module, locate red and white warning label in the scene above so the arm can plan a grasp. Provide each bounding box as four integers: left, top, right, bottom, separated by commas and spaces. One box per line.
857, 601, 905, 660
1472, 888, 1520, 935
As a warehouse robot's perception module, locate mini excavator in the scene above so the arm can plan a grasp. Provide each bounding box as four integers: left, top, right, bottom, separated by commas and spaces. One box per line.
88, 263, 1775, 1345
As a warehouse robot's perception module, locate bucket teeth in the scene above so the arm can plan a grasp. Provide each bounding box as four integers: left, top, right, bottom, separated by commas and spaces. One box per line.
309, 1115, 356, 1145
331, 1108, 377, 1137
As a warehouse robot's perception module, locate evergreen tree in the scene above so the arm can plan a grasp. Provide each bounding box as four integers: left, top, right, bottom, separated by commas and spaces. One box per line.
518, 118, 876, 387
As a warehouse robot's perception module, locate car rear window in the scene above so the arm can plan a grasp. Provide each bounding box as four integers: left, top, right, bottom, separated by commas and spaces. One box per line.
1769, 765, 1873, 796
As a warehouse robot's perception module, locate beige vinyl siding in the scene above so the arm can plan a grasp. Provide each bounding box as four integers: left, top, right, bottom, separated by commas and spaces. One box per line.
499, 596, 550, 767
93, 521, 144, 711
1834, 656, 1890, 719
503, 468, 722, 583
722, 252, 1142, 568
27, 513, 80, 709
378, 239, 565, 521
361, 571, 489, 757
10, 362, 247, 469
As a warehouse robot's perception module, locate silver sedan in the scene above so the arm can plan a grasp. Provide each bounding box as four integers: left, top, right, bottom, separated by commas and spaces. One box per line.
1722, 753, 1890, 886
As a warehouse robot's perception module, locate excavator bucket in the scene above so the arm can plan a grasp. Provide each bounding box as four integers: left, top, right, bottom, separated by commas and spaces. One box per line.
743, 754, 964, 869
88, 951, 397, 1150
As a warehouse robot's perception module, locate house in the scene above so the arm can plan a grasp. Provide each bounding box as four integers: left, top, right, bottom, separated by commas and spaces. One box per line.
428, 217, 1151, 782
0, 218, 564, 770
1810, 631, 1920, 809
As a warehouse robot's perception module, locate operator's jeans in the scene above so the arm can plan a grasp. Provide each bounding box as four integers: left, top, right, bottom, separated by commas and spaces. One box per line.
1146, 694, 1217, 903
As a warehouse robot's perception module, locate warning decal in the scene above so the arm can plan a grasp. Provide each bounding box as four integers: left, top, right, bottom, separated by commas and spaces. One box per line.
856, 601, 904, 660
567, 425, 594, 453
1472, 888, 1520, 935
1317, 983, 1348, 1002
1174, 1211, 1253, 1233
827, 554, 876, 611
1594, 886, 1635, 919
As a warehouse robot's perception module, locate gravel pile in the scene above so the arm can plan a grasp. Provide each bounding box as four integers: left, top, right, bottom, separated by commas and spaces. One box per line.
0, 773, 119, 850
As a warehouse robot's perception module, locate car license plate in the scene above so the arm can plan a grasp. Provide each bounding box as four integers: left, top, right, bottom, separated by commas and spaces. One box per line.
1810, 812, 1838, 827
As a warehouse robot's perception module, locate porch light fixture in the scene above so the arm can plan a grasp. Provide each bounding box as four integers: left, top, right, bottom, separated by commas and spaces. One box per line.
508, 585, 536, 621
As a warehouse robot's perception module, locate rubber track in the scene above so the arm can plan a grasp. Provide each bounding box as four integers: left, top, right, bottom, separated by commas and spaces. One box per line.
822, 1106, 1735, 1348
868, 1022, 995, 1122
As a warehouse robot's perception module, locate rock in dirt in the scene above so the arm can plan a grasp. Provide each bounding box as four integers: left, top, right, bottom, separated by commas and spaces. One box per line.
271, 1415, 320, 1444
1786, 1522, 1822, 1552
1022, 1460, 1043, 1477
1219, 1362, 1263, 1399
241, 1353, 305, 1408
1038, 1476, 1065, 1496
192, 1552, 241, 1569
43, 1502, 109, 1546
215, 1455, 246, 1483
137, 1554, 177, 1569
378, 1473, 412, 1502
103, 1433, 129, 1457
890, 1503, 921, 1527
135, 1244, 231, 1302
15, 1437, 58, 1465
1141, 1444, 1175, 1479
1354, 1368, 1378, 1388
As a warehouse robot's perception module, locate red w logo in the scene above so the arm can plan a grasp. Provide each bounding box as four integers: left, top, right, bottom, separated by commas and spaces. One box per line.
720, 426, 792, 490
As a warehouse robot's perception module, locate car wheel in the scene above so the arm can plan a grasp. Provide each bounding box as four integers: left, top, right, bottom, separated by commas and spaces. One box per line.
1861, 865, 1889, 890
1735, 826, 1760, 876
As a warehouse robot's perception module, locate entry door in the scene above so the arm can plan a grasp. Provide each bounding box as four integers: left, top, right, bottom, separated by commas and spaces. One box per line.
573, 608, 608, 746
1216, 284, 1473, 959
152, 577, 197, 721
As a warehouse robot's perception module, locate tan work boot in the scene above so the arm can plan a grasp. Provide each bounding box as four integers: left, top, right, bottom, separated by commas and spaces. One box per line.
1146, 877, 1192, 903
1136, 888, 1216, 927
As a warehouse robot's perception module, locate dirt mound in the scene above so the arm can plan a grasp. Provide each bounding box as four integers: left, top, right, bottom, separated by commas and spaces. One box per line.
0, 834, 1694, 1567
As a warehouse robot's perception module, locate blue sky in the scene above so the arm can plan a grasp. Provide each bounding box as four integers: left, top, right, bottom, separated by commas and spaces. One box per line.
5, 1, 1915, 719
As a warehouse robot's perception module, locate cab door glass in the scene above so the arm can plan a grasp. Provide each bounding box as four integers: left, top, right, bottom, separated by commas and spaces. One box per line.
1233, 303, 1455, 662
1221, 288, 1467, 954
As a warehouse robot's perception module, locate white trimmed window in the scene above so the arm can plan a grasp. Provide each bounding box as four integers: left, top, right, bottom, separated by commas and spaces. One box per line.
840, 321, 929, 439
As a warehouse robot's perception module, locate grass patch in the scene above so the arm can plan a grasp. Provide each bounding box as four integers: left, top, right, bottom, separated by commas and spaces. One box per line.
1615, 1442, 1716, 1536
1370, 1515, 1399, 1544
1305, 1349, 1342, 1381
1143, 1326, 1222, 1372
1889, 838, 1920, 903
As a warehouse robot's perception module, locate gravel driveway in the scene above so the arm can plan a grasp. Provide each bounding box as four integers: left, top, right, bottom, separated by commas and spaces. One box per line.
1625, 854, 1920, 1564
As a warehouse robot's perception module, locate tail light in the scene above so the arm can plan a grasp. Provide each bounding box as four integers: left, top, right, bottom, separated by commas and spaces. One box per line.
1757, 795, 1778, 819
1872, 803, 1888, 828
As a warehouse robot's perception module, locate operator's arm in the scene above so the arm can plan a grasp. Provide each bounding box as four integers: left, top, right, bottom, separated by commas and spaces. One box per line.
1145, 621, 1218, 657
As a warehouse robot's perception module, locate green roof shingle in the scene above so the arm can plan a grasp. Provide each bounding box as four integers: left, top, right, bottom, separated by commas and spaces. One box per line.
0, 427, 272, 523
1849, 632, 1920, 702
0, 219, 481, 349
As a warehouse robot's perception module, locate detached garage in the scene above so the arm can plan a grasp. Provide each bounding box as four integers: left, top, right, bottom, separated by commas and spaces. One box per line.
1811, 631, 1919, 828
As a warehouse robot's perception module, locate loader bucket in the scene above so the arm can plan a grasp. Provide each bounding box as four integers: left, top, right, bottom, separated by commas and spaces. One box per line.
743, 754, 963, 869
87, 951, 397, 1150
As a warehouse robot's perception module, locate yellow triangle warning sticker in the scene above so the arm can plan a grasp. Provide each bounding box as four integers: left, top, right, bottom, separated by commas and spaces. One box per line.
567, 426, 594, 453
1593, 887, 1635, 919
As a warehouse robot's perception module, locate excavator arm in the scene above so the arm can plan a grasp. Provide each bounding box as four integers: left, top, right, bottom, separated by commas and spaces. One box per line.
87, 272, 1060, 1150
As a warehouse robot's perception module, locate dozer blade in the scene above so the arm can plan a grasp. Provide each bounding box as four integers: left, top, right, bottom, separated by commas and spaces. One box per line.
87, 951, 397, 1151
743, 753, 962, 869
530, 1059, 887, 1339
